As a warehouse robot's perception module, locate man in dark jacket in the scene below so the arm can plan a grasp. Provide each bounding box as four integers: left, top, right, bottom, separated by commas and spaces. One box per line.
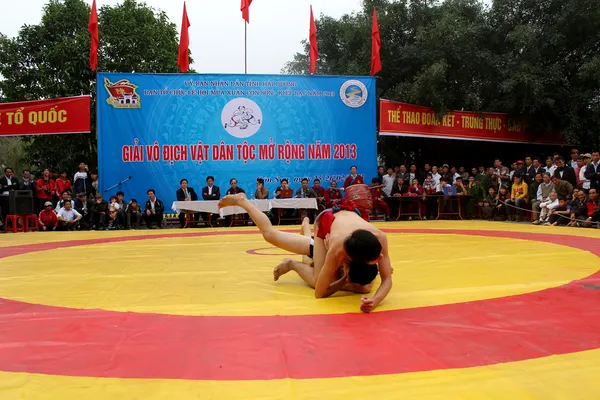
584, 151, 600, 192
553, 157, 578, 188
176, 178, 200, 228
144, 189, 165, 228
90, 193, 109, 230
201, 176, 221, 226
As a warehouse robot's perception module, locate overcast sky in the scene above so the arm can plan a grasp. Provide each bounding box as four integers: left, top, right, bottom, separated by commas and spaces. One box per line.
0, 0, 363, 74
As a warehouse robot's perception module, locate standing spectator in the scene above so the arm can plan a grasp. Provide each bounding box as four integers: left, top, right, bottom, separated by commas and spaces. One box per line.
527, 157, 545, 182
255, 178, 270, 199
569, 149, 580, 169
73, 162, 89, 195
127, 199, 143, 229
584, 151, 599, 192
481, 167, 495, 192
493, 159, 510, 187
0, 167, 18, 217
529, 173, 543, 205
88, 171, 99, 198
36, 168, 55, 213
532, 173, 554, 220
524, 156, 534, 182
382, 167, 395, 197
396, 165, 410, 184
38, 201, 58, 231
551, 176, 574, 200
580, 153, 592, 193
431, 166, 442, 186
90, 193, 109, 230
55, 191, 71, 212
377, 166, 385, 181
545, 157, 556, 175
55, 171, 72, 200
57, 200, 82, 231
450, 166, 461, 184
409, 164, 418, 183
505, 175, 529, 221
459, 167, 469, 182
554, 157, 578, 188
19, 169, 36, 194
420, 164, 432, 182
144, 189, 165, 229
344, 165, 364, 188
574, 156, 585, 188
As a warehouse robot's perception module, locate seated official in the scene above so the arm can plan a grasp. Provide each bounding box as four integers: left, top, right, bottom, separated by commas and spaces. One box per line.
255, 178, 269, 199
296, 178, 318, 221
201, 176, 220, 226
57, 200, 82, 231
312, 179, 327, 210
274, 179, 293, 199
325, 180, 343, 208
226, 178, 245, 195
177, 178, 200, 228
144, 189, 165, 229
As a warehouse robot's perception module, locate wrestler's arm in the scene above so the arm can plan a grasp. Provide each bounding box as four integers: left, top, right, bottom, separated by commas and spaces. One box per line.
314, 246, 345, 298
361, 234, 393, 313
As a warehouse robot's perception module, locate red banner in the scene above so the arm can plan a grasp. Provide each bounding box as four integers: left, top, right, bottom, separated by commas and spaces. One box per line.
379, 99, 565, 145
0, 96, 91, 137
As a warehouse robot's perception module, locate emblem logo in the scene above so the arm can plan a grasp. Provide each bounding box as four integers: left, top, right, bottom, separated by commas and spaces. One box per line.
221, 98, 263, 139
104, 78, 141, 109
340, 80, 368, 108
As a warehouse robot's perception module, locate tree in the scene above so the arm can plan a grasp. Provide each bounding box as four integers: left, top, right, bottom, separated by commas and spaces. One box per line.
0, 0, 191, 172
283, 0, 600, 148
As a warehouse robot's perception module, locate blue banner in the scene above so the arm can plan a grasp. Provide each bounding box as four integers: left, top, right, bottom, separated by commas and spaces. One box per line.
97, 73, 377, 207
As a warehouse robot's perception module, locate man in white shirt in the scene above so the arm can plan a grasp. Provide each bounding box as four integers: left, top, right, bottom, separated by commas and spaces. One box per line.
57, 200, 82, 231
580, 153, 592, 193
382, 167, 395, 197
533, 191, 558, 225
569, 149, 579, 169
532, 173, 555, 220
430, 166, 441, 186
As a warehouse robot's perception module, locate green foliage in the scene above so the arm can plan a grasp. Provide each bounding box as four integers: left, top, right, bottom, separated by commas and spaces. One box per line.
0, 0, 189, 172
284, 0, 600, 147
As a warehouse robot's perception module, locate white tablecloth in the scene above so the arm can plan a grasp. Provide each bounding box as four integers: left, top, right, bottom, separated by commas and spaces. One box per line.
172, 198, 317, 217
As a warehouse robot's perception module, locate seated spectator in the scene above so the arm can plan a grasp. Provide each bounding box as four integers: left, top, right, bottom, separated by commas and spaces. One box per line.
382, 167, 395, 197
532, 173, 554, 220
547, 197, 571, 226
55, 191, 72, 212
534, 191, 559, 225
115, 191, 129, 229
391, 177, 408, 197
177, 178, 200, 228
454, 177, 468, 195
296, 178, 317, 198
568, 190, 588, 227
505, 175, 529, 221
90, 193, 109, 230
201, 176, 220, 226
481, 187, 497, 220
312, 179, 326, 209
109, 195, 120, 211
57, 200, 82, 231
370, 178, 390, 221
495, 186, 510, 221
144, 189, 165, 229
226, 178, 245, 195
74, 192, 91, 230
584, 188, 599, 227
255, 178, 270, 199
422, 173, 437, 220
325, 180, 343, 208
38, 201, 58, 231
106, 206, 125, 230
459, 167, 469, 182
55, 170, 72, 200
551, 176, 574, 200
127, 199, 143, 229
466, 175, 485, 218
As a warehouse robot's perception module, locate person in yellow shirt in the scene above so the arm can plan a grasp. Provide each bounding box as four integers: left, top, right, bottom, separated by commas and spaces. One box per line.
506, 174, 529, 221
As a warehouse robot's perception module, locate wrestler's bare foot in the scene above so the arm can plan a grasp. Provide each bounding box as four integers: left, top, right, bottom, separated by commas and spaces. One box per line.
300, 217, 310, 235
218, 193, 247, 209
273, 258, 294, 281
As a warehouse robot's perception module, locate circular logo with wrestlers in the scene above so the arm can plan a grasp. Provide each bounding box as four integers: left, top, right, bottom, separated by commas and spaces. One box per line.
221, 98, 263, 139
340, 80, 368, 108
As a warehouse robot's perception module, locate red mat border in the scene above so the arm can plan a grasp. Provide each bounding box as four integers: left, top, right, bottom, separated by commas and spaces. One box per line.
0, 229, 599, 380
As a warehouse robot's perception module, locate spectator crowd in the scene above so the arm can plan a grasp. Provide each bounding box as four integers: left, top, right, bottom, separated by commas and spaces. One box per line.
1, 149, 599, 232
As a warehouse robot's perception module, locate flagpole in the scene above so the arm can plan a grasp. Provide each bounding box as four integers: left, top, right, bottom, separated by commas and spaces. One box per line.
244, 22, 248, 74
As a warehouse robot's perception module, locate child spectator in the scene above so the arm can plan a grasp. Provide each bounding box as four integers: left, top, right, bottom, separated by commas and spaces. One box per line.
495, 186, 510, 221
548, 197, 570, 226
481, 187, 497, 220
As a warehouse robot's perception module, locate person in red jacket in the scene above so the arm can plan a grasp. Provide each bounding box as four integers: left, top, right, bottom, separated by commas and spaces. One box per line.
405, 178, 425, 218
370, 178, 390, 221
343, 165, 364, 189
55, 170, 73, 199
36, 168, 55, 213
38, 201, 58, 231
325, 180, 343, 208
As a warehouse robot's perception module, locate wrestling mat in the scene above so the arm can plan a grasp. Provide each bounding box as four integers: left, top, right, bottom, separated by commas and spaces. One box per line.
1, 221, 599, 399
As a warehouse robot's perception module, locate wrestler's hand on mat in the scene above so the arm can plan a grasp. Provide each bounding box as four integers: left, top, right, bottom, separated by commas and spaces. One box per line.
360, 297, 375, 313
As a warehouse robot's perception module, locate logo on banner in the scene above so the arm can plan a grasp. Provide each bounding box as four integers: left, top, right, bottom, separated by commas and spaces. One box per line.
340, 80, 368, 108
104, 78, 141, 109
222, 98, 262, 139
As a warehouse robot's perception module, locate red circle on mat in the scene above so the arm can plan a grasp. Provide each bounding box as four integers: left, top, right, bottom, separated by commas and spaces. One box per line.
0, 229, 599, 381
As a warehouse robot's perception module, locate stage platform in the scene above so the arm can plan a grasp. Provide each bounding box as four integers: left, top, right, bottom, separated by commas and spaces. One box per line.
1, 221, 599, 399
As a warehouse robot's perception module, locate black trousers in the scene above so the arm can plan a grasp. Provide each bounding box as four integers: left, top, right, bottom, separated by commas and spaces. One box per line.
144, 212, 163, 227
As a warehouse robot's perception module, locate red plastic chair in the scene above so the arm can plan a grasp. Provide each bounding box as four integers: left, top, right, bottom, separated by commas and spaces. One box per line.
4, 215, 24, 233
22, 214, 38, 232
